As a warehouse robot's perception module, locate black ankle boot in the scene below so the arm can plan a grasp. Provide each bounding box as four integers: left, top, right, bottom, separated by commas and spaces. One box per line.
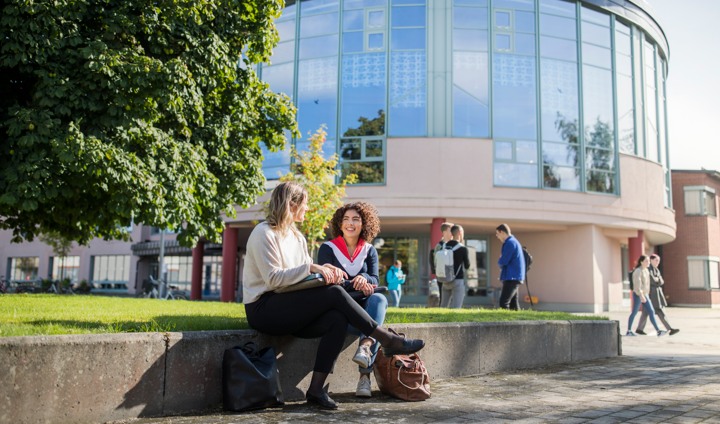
306, 389, 338, 410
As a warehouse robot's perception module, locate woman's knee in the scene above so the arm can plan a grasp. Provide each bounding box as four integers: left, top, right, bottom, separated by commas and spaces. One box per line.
367, 292, 388, 309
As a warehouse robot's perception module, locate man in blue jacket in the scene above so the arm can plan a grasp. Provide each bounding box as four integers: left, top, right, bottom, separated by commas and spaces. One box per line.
496, 224, 526, 310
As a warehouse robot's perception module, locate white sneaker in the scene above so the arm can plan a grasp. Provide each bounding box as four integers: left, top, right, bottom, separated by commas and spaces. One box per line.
356, 374, 372, 398
352, 344, 372, 368
625, 331, 636, 337
657, 330, 668, 337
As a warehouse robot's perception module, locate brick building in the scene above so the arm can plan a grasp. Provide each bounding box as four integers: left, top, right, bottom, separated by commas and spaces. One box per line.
660, 170, 720, 307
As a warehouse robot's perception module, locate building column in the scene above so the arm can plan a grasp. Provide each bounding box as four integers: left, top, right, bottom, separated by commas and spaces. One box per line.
191, 241, 204, 300
430, 217, 446, 248
221, 226, 239, 302
628, 230, 645, 267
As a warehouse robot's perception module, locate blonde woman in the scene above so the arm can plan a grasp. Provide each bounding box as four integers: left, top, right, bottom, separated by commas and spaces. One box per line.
242, 182, 424, 410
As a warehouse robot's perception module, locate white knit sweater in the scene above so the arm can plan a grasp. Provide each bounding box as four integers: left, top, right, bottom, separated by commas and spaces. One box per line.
242, 222, 312, 304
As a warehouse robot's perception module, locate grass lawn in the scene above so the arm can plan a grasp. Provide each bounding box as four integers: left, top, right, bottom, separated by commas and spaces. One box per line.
0, 294, 607, 337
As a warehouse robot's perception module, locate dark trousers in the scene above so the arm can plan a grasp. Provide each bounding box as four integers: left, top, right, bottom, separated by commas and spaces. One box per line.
244, 284, 378, 373
499, 280, 522, 310
637, 307, 672, 332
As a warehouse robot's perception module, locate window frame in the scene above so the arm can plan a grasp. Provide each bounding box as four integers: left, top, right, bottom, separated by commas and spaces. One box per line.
687, 256, 720, 290
683, 185, 717, 217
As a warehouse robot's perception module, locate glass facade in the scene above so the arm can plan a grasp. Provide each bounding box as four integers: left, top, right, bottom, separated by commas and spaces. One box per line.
260, 0, 670, 197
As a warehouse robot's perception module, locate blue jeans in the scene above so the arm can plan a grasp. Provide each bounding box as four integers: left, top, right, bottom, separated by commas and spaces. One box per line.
389, 287, 401, 307
348, 293, 388, 373
627, 292, 661, 332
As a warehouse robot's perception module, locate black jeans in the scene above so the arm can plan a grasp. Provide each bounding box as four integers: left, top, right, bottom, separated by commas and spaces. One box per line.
244, 284, 378, 373
499, 280, 522, 310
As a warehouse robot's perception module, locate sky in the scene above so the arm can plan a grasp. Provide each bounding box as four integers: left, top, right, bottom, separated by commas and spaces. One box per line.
649, 0, 720, 171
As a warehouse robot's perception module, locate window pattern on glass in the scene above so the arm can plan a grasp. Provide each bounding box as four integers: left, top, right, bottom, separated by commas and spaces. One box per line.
389, 0, 426, 136
615, 22, 634, 154
581, 6, 614, 194
684, 186, 717, 216
51, 256, 80, 282
687, 257, 720, 290
92, 255, 130, 289
9, 257, 39, 282
339, 136, 385, 184
492, 0, 537, 188
452, 2, 489, 137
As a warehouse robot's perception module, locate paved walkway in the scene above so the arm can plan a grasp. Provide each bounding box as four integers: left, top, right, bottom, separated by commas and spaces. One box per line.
115, 307, 720, 424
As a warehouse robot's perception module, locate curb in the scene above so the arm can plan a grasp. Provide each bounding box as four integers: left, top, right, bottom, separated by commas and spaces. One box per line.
0, 320, 619, 423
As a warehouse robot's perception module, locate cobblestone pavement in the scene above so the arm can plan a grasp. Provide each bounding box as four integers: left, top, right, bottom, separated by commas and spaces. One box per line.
116, 308, 720, 424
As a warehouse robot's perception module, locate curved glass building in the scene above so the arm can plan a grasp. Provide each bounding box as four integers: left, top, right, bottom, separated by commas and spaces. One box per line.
228, 0, 675, 312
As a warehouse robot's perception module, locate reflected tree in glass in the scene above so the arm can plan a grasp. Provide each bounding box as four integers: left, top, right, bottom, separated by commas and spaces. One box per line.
343, 109, 385, 137
585, 118, 614, 193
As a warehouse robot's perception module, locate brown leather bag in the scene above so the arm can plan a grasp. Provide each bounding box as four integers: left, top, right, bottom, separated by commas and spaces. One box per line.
373, 332, 431, 401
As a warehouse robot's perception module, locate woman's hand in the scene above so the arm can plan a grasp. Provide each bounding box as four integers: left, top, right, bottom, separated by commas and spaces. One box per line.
310, 264, 347, 284
351, 275, 374, 296
640, 294, 647, 303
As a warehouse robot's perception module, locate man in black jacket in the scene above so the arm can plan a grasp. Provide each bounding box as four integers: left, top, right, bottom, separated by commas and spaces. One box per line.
440, 225, 470, 308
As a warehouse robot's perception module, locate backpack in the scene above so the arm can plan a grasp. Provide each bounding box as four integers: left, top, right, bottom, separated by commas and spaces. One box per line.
522, 246, 533, 273
434, 243, 463, 283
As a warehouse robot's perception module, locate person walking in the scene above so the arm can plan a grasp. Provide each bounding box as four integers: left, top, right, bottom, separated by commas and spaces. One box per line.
317, 201, 387, 399
495, 224, 525, 310
440, 225, 470, 308
625, 255, 668, 337
242, 182, 425, 410
635, 254, 679, 336
386, 260, 406, 307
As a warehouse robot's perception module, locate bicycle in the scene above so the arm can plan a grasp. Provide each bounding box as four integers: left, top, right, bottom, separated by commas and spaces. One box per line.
47, 279, 76, 295
138, 276, 187, 300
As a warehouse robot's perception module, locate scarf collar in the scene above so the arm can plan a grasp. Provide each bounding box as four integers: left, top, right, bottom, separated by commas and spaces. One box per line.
329, 236, 366, 262
324, 236, 371, 277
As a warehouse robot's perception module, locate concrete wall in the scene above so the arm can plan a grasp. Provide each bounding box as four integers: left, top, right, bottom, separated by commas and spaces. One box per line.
0, 321, 619, 424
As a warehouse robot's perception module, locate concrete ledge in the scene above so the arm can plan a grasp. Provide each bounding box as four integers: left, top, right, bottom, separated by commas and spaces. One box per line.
0, 320, 619, 423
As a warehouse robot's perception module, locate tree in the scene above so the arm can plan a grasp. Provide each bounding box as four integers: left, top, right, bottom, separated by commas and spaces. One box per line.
275, 127, 356, 256
0, 0, 297, 247
39, 231, 74, 280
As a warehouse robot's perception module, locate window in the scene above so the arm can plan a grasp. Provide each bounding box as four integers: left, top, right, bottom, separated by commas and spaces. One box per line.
91, 255, 131, 289
684, 186, 717, 217
687, 257, 720, 290
339, 136, 385, 184
51, 256, 80, 282
9, 257, 39, 282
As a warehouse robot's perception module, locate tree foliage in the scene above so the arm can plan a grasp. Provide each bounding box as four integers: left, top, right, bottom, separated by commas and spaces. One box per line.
276, 127, 356, 256
0, 0, 298, 246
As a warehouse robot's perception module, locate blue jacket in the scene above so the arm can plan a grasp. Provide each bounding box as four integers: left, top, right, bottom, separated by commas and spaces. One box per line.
498, 235, 526, 282
386, 265, 405, 290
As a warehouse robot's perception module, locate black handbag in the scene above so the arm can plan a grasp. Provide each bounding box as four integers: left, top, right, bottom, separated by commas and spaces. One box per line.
222, 342, 284, 412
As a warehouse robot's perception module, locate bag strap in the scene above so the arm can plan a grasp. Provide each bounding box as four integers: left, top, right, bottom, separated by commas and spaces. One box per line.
395, 355, 429, 390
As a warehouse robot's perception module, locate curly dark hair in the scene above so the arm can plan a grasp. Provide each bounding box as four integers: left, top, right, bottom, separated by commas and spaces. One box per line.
329, 202, 381, 242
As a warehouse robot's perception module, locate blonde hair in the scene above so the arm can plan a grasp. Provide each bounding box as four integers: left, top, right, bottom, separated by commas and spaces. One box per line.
266, 181, 307, 234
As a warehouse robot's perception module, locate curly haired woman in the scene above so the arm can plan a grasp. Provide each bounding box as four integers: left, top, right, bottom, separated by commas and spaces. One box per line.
317, 201, 386, 398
